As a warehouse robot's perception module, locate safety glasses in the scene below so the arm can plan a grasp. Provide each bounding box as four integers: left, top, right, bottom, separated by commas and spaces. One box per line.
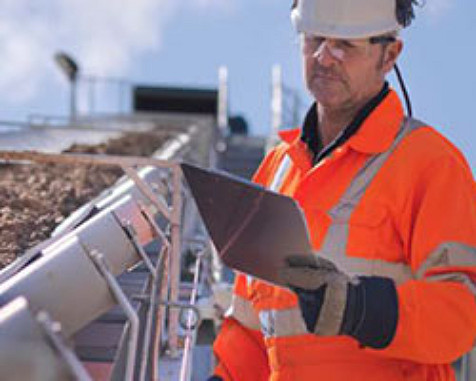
302, 34, 396, 61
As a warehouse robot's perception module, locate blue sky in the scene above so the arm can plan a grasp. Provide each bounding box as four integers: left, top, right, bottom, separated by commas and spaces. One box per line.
0, 0, 474, 169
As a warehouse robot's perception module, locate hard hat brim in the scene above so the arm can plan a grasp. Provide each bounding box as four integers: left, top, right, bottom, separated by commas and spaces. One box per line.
292, 10, 401, 39
291, 0, 401, 39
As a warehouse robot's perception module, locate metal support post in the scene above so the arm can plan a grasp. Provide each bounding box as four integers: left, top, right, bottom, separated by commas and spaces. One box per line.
118, 214, 174, 381
168, 164, 183, 357
179, 250, 204, 381
70, 78, 77, 122
86, 249, 139, 381
212, 66, 229, 165
139, 251, 159, 381
116, 217, 158, 381
268, 64, 283, 153
154, 246, 170, 381
218, 66, 229, 135
137, 201, 173, 381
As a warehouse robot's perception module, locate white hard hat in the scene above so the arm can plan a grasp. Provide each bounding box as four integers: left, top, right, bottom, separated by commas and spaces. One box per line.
291, 0, 401, 39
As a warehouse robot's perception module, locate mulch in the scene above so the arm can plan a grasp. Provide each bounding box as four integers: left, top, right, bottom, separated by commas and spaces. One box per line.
0, 131, 172, 268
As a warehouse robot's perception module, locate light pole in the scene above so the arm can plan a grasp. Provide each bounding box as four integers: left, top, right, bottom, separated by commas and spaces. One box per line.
54, 52, 79, 122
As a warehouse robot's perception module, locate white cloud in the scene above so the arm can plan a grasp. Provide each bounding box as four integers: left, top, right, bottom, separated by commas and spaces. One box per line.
0, 0, 52, 102
0, 0, 195, 105
54, 0, 178, 76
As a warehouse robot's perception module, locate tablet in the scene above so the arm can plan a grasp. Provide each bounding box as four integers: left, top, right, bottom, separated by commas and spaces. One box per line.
180, 163, 313, 287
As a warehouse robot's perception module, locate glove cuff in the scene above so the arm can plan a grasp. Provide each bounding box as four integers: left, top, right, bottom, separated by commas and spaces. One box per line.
340, 276, 398, 349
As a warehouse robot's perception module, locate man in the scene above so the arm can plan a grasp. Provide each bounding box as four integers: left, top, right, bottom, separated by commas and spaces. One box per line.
209, 0, 476, 380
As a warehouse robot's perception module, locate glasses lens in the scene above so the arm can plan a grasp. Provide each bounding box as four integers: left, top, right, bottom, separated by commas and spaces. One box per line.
303, 35, 377, 61
303, 36, 346, 61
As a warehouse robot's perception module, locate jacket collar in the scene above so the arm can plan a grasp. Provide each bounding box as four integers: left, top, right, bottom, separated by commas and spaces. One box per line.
278, 88, 404, 156
347, 89, 404, 154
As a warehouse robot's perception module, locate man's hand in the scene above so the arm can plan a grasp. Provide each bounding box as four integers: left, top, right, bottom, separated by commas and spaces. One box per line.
280, 255, 352, 336
280, 254, 399, 349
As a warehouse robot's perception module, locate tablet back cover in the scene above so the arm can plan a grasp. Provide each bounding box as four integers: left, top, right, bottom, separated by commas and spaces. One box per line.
181, 163, 313, 287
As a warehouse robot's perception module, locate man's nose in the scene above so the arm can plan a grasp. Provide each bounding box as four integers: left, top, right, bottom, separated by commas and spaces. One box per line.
312, 40, 344, 65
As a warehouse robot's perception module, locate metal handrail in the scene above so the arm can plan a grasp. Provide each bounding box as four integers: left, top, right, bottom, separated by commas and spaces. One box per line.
179, 250, 205, 381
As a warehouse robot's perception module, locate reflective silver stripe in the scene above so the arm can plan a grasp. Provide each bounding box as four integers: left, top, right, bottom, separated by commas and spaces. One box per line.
315, 276, 347, 336
259, 244, 476, 339
319, 118, 424, 284
258, 119, 424, 339
269, 154, 292, 192
226, 294, 261, 330
416, 242, 476, 296
259, 308, 307, 338
318, 252, 414, 286
416, 242, 476, 278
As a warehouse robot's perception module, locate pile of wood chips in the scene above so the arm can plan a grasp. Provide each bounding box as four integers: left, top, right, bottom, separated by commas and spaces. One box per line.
0, 131, 172, 268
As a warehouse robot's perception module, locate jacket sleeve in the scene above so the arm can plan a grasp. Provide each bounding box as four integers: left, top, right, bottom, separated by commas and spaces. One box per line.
213, 273, 270, 381
374, 152, 476, 363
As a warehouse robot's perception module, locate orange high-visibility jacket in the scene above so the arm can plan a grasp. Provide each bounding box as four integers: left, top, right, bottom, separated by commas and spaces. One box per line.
212, 90, 476, 381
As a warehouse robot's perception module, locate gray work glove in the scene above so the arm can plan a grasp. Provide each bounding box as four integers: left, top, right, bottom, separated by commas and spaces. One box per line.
280, 254, 399, 349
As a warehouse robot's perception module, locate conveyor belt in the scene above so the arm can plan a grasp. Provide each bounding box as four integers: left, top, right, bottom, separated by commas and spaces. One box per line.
0, 111, 268, 381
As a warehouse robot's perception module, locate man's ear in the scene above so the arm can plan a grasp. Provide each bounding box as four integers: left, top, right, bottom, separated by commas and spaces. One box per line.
382, 40, 403, 74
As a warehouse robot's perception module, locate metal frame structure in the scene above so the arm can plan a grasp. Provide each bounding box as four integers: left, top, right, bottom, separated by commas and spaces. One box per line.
0, 140, 211, 380
0, 66, 232, 380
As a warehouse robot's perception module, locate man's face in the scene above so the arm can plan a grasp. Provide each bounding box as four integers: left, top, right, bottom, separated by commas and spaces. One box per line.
302, 35, 398, 110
